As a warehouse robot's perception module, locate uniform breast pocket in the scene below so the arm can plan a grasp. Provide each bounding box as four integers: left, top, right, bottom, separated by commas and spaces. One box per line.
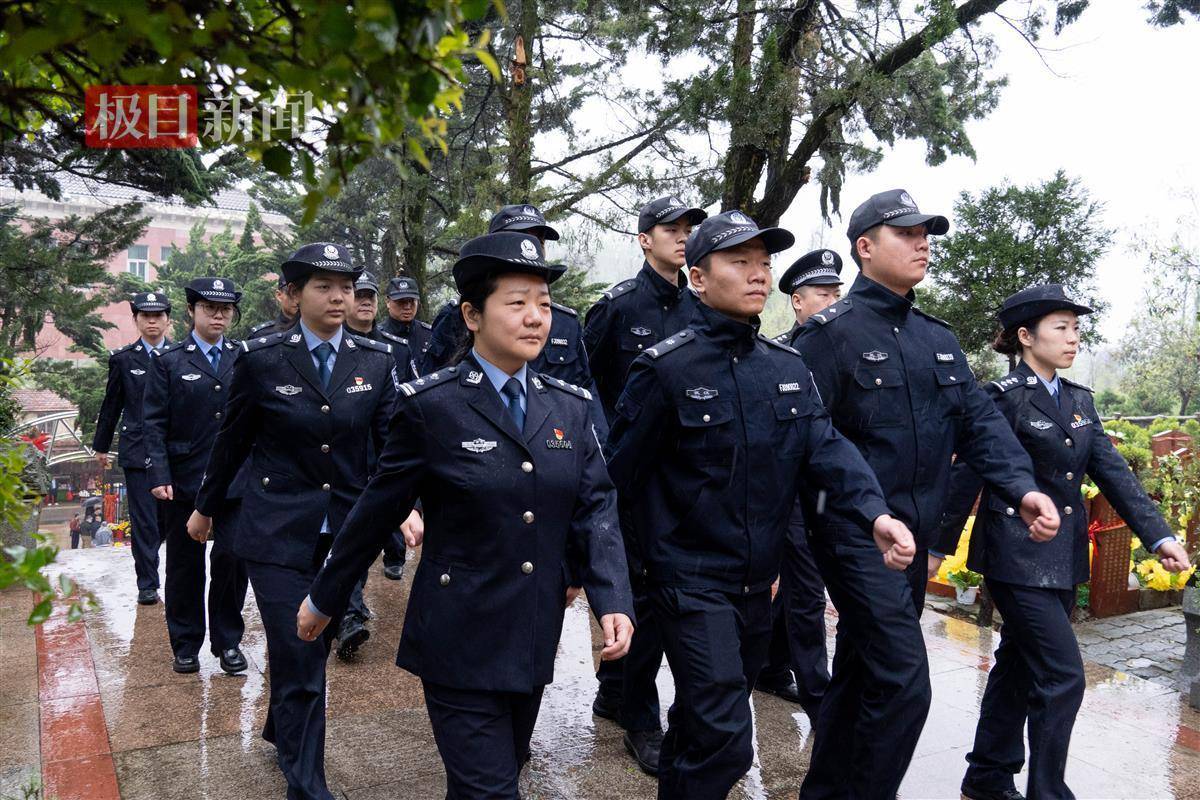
617, 331, 655, 355
933, 365, 970, 416
771, 396, 810, 456
850, 367, 906, 427
544, 338, 579, 365
676, 401, 736, 463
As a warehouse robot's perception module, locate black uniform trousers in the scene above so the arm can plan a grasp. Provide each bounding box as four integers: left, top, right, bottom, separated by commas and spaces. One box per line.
124, 467, 164, 591
801, 529, 931, 800
652, 585, 772, 800
759, 506, 830, 717
595, 574, 664, 732
964, 579, 1083, 800
422, 681, 545, 799
162, 498, 248, 658
246, 546, 338, 800
382, 529, 406, 570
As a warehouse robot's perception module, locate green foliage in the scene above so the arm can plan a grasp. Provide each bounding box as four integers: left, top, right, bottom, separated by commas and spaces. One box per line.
1095, 389, 1124, 416
1075, 582, 1090, 609
0, 0, 497, 222
1104, 419, 1151, 450
1116, 444, 1152, 478
947, 567, 982, 590
29, 358, 108, 444
923, 171, 1111, 360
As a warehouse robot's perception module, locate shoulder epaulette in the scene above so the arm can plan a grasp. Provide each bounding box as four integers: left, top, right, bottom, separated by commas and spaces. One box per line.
913, 306, 953, 329
377, 330, 409, 347
248, 320, 275, 336
809, 297, 852, 326
345, 332, 392, 355
645, 328, 696, 359
110, 342, 136, 357
538, 374, 592, 401
759, 333, 801, 356
1060, 376, 1094, 393
550, 301, 577, 317
241, 331, 288, 353
398, 367, 459, 397
601, 278, 637, 301
417, 320, 432, 330
990, 371, 1026, 393
156, 341, 186, 356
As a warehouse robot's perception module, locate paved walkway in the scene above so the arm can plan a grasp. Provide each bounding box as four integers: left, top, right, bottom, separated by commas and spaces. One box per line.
1074, 608, 1190, 689
3, 544, 1199, 799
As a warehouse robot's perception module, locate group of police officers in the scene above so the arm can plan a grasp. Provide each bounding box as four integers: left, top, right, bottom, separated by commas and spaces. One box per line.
91, 188, 1192, 800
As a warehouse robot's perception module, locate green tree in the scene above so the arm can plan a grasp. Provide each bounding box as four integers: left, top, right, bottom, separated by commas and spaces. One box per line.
921, 171, 1111, 367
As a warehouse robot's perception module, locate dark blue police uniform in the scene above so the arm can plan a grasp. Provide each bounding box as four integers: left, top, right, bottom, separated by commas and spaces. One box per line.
194, 244, 397, 800
792, 190, 1042, 800
249, 274, 297, 337
306, 232, 635, 799
421, 299, 462, 375
579, 196, 706, 767
932, 286, 1177, 800
380, 276, 433, 362
142, 278, 249, 674
93, 291, 171, 600
607, 212, 893, 800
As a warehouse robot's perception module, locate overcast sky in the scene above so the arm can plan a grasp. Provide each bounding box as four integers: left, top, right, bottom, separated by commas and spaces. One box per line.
566, 3, 1200, 348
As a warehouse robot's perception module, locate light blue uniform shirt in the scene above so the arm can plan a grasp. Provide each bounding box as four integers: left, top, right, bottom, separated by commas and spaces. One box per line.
472, 348, 528, 416
190, 331, 225, 366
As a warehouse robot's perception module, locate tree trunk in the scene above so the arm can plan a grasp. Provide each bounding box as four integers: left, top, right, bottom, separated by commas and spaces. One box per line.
1181, 392, 1192, 417
505, 0, 539, 199
719, 0, 762, 212
400, 183, 431, 320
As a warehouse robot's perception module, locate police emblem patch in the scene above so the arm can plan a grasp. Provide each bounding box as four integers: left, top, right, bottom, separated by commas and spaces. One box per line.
323, 244, 339, 260
729, 212, 752, 225
275, 385, 302, 396
821, 251, 835, 265
520, 239, 539, 259
212, 279, 224, 290
1029, 420, 1053, 430
466, 371, 483, 385
935, 353, 955, 363
630, 326, 652, 337
147, 293, 156, 301
685, 387, 719, 401
461, 438, 498, 453
862, 351, 889, 363
130, 369, 146, 376
181, 373, 201, 381
899, 192, 916, 207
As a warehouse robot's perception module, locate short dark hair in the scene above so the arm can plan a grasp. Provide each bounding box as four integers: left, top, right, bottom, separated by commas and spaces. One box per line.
849, 226, 881, 268
692, 254, 712, 272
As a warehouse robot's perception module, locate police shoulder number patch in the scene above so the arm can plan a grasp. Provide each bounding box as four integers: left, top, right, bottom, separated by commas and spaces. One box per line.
808, 297, 852, 325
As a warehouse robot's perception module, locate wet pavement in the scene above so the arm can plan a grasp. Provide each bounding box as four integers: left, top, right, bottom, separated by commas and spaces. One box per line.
5, 542, 1200, 799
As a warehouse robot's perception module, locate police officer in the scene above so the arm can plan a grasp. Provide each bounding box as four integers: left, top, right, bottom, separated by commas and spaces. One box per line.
93, 291, 172, 605
143, 277, 249, 675
187, 243, 413, 800
346, 271, 419, 382
421, 298, 463, 375
580, 195, 706, 773
296, 231, 635, 799
606, 211, 917, 800
791, 190, 1061, 800
932, 285, 1192, 800
249, 274, 300, 336
380, 276, 433, 361
755, 249, 843, 718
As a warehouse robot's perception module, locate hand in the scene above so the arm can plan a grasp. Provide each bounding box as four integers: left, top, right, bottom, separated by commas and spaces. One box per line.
296, 599, 331, 641
770, 577, 780, 601
872, 514, 916, 571
94, 452, 110, 469
927, 553, 943, 579
1019, 492, 1060, 542
400, 509, 424, 547
565, 586, 582, 608
151, 485, 174, 501
1157, 540, 1192, 573
186, 510, 212, 543
599, 613, 633, 661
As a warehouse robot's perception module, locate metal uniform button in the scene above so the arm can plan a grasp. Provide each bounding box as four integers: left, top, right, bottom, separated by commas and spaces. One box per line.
522, 511, 534, 524
321, 405, 330, 414
1065, 438, 1073, 447
1064, 506, 1074, 515
742, 585, 749, 594
521, 561, 534, 575
893, 326, 899, 334
558, 356, 564, 361
733, 356, 739, 364
874, 378, 882, 386
950, 376, 957, 382
1005, 507, 1015, 516
521, 461, 533, 473
214, 411, 222, 419
1065, 472, 1074, 481
321, 444, 330, 453
702, 413, 711, 422
261, 477, 270, 487
214, 384, 221, 391
637, 344, 643, 350
122, 425, 127, 431
321, 483, 331, 491
439, 574, 450, 586
790, 407, 797, 415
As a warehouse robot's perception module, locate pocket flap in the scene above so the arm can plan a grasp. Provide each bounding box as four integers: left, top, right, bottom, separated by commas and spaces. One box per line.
772, 396, 811, 421
853, 367, 904, 389
935, 365, 972, 387
677, 401, 734, 427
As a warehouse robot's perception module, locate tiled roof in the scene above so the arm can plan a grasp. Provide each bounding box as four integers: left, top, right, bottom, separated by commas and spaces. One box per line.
12, 388, 75, 415
2, 173, 260, 213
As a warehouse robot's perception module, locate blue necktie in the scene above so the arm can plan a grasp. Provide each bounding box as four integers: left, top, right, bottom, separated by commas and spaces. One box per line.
502, 377, 525, 433
208, 346, 220, 374
314, 342, 334, 390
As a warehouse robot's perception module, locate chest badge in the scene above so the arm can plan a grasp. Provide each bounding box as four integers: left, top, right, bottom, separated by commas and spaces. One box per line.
1029, 419, 1053, 430
630, 326, 652, 337
550, 337, 569, 347
935, 353, 955, 363
346, 376, 373, 393
862, 351, 889, 363
685, 387, 719, 401
461, 438, 498, 453
1071, 413, 1093, 429
778, 382, 801, 394
275, 385, 302, 396
181, 373, 201, 381
130, 369, 146, 376
547, 428, 573, 449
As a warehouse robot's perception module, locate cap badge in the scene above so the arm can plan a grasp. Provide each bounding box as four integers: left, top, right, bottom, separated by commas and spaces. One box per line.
729, 211, 752, 225
146, 293, 156, 302
399, 281, 409, 288
862, 351, 889, 363
524, 205, 537, 216
669, 196, 684, 206
685, 387, 719, 401
212, 279, 224, 290
520, 239, 539, 259
899, 191, 915, 207
821, 251, 835, 265
323, 244, 339, 260
461, 438, 498, 453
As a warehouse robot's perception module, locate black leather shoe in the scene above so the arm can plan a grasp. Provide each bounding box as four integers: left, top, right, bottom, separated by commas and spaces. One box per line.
591, 689, 621, 721
756, 675, 803, 704
336, 617, 370, 660
622, 729, 664, 776
961, 783, 1025, 800
172, 654, 199, 674
218, 648, 248, 675
137, 589, 159, 605
382, 563, 405, 581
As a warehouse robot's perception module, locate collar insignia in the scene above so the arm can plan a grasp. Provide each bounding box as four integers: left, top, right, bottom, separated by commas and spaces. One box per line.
466, 371, 483, 385
1026, 376, 1038, 386
289, 334, 302, 343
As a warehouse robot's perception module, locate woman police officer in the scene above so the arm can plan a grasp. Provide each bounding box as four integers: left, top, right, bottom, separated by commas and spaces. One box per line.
187, 243, 421, 800
296, 231, 635, 799
931, 284, 1191, 800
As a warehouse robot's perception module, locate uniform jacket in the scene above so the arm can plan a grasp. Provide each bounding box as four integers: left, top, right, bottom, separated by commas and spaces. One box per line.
380, 317, 433, 363
606, 302, 891, 592
93, 340, 163, 467
531, 302, 606, 441
933, 361, 1173, 589
583, 262, 699, 425
248, 314, 296, 337
308, 354, 635, 694
793, 275, 1039, 549
420, 301, 462, 375
194, 325, 398, 568
142, 336, 249, 501
344, 323, 418, 382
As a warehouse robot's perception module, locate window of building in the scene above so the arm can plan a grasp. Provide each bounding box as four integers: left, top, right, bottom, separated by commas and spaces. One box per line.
127, 245, 149, 280
160, 245, 175, 264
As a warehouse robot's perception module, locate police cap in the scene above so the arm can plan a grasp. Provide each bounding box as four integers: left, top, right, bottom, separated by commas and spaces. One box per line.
846, 189, 949, 243
184, 277, 241, 305
998, 284, 1093, 332
130, 291, 171, 314
685, 210, 794, 268
778, 249, 843, 294
386, 277, 419, 300
637, 196, 707, 233
453, 232, 566, 293
488, 204, 560, 241
279, 242, 361, 284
